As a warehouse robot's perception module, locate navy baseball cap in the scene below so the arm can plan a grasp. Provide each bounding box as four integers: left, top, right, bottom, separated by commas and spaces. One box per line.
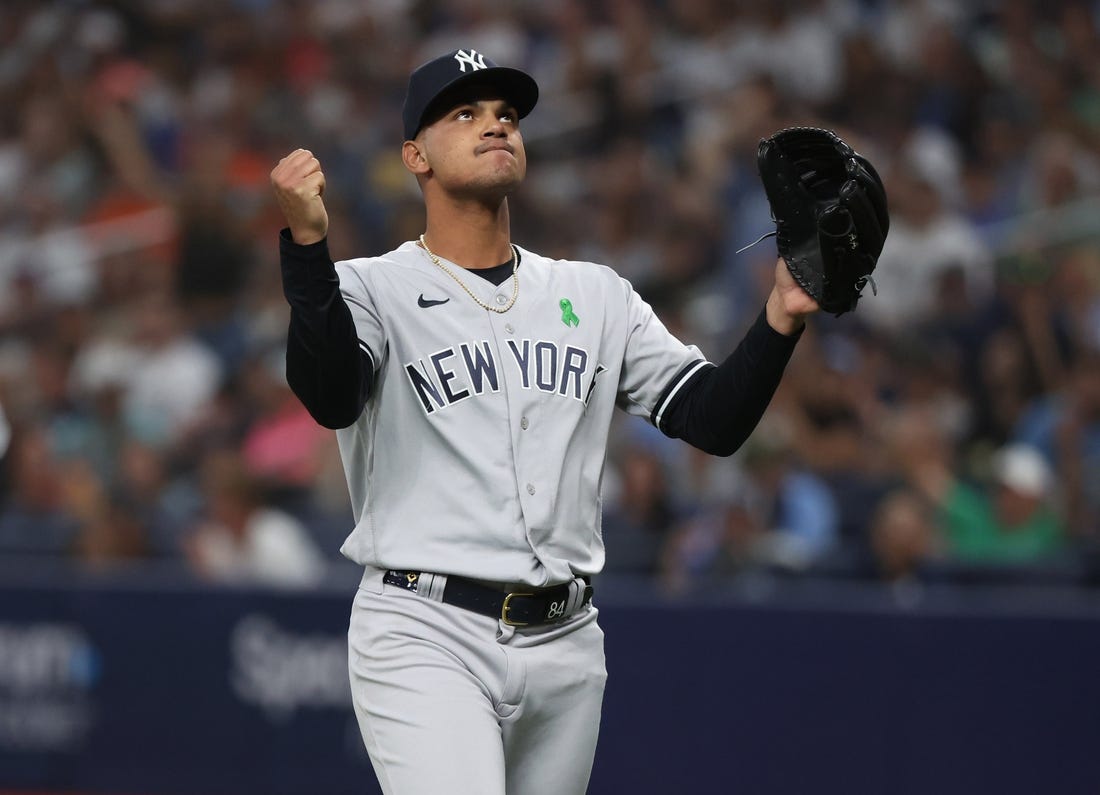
402, 49, 539, 141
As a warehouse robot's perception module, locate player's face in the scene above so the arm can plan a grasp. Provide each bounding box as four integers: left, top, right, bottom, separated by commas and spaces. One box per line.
416, 90, 527, 199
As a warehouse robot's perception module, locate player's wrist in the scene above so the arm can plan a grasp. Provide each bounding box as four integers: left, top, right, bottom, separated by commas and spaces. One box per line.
765, 288, 807, 336
290, 226, 327, 246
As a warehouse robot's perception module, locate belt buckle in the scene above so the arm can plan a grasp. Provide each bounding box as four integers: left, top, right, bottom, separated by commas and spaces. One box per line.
501, 592, 533, 626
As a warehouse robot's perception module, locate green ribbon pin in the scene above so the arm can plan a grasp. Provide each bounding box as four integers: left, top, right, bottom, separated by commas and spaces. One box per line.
560, 298, 579, 327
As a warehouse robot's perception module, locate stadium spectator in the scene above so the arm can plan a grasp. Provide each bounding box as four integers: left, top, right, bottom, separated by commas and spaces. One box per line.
1015, 345, 1100, 540
601, 441, 681, 577
184, 448, 326, 587
895, 408, 1067, 565
659, 420, 839, 592
868, 487, 941, 583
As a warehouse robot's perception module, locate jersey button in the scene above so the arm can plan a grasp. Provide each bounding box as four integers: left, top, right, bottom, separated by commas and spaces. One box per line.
520, 417, 529, 430
526, 483, 536, 495
505, 323, 514, 334
495, 294, 508, 306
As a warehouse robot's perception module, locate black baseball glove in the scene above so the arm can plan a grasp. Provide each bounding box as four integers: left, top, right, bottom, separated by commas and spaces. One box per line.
757, 126, 889, 316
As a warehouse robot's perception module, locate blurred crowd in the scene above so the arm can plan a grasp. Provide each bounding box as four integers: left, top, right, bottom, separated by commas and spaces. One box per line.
1, 0, 1099, 594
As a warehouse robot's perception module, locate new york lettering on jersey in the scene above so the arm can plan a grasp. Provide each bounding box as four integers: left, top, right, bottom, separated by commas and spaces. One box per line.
337, 244, 627, 419
404, 338, 594, 414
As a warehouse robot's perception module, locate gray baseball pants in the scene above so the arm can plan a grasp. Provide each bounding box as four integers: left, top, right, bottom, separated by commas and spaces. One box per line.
348, 567, 608, 795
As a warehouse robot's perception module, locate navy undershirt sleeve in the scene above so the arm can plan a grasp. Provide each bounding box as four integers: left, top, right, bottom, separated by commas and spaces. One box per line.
658, 308, 803, 456
280, 230, 372, 429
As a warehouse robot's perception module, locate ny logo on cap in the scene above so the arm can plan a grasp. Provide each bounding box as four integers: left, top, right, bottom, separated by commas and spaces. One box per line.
454, 49, 487, 73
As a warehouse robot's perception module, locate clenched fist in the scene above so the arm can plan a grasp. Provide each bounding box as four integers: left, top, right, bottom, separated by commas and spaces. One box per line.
271, 149, 329, 245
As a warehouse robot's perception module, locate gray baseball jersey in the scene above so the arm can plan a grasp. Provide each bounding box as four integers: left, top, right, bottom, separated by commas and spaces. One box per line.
332, 241, 707, 587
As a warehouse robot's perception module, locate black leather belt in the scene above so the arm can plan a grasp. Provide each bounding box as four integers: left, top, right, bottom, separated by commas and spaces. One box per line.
383, 570, 593, 627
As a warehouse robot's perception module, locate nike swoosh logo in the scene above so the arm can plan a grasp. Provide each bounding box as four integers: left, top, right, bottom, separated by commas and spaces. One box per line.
418, 295, 451, 308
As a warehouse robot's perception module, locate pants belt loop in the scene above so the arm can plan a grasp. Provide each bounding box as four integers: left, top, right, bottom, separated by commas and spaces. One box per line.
418, 572, 447, 602
565, 577, 587, 615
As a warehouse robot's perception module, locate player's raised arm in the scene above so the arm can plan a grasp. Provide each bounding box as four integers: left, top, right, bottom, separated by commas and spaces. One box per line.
272, 148, 371, 429
271, 148, 329, 245
657, 128, 887, 458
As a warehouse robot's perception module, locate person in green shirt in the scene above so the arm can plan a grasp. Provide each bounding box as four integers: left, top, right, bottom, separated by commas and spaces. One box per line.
892, 410, 1066, 566
941, 443, 1063, 562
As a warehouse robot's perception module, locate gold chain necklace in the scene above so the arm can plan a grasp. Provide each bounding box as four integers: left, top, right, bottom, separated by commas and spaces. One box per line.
418, 234, 520, 314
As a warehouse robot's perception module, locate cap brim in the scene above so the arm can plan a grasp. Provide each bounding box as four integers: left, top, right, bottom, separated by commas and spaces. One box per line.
412, 67, 539, 139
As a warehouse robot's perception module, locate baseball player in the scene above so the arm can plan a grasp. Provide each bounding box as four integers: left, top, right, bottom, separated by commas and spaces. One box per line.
271, 49, 818, 795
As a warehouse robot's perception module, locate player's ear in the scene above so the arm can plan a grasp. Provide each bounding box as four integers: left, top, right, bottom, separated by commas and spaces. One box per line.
402, 141, 430, 176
